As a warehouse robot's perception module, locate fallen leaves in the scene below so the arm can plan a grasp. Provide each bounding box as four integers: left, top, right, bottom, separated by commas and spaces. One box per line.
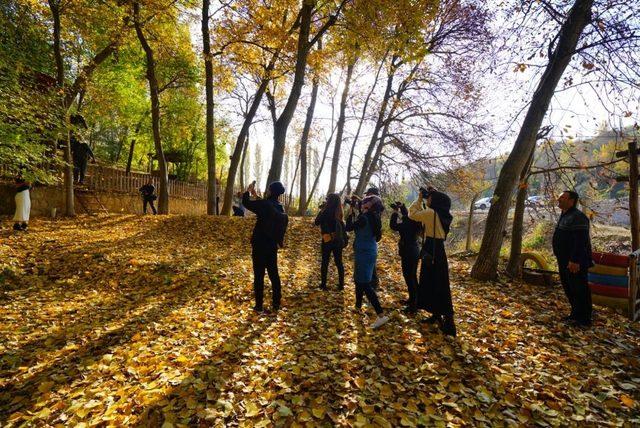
1, 215, 639, 426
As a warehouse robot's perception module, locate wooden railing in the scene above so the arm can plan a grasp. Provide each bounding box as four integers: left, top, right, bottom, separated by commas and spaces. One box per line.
0, 164, 208, 200
85, 165, 207, 199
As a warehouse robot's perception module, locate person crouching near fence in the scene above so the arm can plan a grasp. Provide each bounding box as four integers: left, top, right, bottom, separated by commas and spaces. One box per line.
408, 187, 456, 336
314, 193, 346, 290
139, 180, 158, 215
13, 175, 31, 231
345, 194, 390, 329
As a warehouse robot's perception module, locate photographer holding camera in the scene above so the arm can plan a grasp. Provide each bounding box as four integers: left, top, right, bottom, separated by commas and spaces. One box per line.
390, 201, 422, 314
345, 193, 390, 329
408, 186, 456, 336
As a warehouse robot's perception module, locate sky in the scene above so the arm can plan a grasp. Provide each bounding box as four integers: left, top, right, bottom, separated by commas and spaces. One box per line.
194, 2, 640, 199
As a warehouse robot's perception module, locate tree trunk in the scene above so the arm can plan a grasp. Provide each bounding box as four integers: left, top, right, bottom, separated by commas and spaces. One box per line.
203, 0, 217, 215
354, 62, 396, 195
296, 72, 319, 214
327, 60, 355, 194
239, 131, 249, 190
114, 127, 128, 163
466, 193, 481, 252
344, 53, 387, 194
471, 0, 593, 280
126, 139, 136, 174
134, 2, 169, 214
506, 147, 536, 277
305, 128, 335, 211
220, 69, 274, 215
265, 1, 314, 186
288, 153, 301, 212
48, 0, 75, 216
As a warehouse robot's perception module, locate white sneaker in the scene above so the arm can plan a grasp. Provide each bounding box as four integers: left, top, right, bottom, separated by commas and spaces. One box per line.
371, 315, 390, 329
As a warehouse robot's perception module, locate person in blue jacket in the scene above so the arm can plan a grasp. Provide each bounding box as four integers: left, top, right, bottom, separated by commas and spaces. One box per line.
345, 194, 390, 329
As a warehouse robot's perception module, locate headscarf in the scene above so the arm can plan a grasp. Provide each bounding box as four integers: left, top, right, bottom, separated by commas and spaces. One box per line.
428, 190, 453, 236
268, 181, 285, 197
361, 195, 384, 213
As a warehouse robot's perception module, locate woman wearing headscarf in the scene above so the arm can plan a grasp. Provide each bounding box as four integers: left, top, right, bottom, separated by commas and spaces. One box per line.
13, 175, 31, 231
345, 194, 390, 329
314, 193, 346, 290
408, 188, 456, 336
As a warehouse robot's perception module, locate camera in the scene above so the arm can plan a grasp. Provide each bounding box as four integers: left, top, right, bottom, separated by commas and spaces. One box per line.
345, 195, 361, 208
389, 202, 402, 210
419, 186, 435, 198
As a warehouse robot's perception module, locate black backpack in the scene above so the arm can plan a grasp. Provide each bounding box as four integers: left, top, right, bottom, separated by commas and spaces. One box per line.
263, 202, 289, 248
369, 212, 382, 242
332, 219, 349, 249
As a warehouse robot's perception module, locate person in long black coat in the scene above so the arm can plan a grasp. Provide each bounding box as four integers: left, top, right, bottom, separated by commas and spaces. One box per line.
390, 202, 422, 313
314, 193, 346, 290
408, 189, 456, 336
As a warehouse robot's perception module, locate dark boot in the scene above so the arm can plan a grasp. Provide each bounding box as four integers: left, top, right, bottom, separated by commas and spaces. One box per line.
13, 223, 21, 231
421, 314, 440, 324
440, 315, 457, 337
20, 222, 28, 231
355, 282, 363, 309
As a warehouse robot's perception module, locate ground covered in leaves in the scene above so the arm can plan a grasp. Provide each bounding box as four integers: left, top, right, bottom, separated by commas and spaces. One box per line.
1, 215, 639, 427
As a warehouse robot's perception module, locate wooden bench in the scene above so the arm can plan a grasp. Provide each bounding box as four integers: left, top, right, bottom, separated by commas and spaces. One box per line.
589, 250, 640, 321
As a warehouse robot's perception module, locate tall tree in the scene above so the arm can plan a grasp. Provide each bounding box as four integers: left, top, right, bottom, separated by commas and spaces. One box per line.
265, 0, 347, 186
218, 4, 299, 215
471, 0, 594, 280
296, 44, 321, 214
133, 1, 169, 214
202, 0, 216, 215
327, 58, 355, 194
46, 0, 122, 215
47, 0, 75, 215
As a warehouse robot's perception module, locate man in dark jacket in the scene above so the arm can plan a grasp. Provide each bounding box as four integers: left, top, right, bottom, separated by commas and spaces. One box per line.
71, 134, 96, 184
552, 190, 593, 326
390, 202, 422, 313
243, 180, 288, 313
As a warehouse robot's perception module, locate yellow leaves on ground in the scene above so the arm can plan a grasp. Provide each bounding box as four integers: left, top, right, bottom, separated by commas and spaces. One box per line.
0, 215, 639, 426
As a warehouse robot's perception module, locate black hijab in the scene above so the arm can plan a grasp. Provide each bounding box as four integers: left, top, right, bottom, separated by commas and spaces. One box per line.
428, 191, 453, 237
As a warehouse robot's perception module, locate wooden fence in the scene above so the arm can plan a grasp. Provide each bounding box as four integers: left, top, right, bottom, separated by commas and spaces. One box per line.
84, 165, 207, 199
0, 164, 208, 200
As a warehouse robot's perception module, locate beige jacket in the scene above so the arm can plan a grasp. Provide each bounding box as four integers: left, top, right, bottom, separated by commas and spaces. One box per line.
408, 196, 446, 239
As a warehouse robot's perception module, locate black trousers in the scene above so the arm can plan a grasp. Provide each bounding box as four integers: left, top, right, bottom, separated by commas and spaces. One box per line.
400, 253, 419, 308
355, 282, 383, 315
73, 160, 87, 183
143, 198, 157, 214
558, 265, 592, 322
252, 246, 281, 310
321, 243, 344, 288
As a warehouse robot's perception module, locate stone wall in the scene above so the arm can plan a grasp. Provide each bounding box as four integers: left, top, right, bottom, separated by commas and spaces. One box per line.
0, 183, 206, 217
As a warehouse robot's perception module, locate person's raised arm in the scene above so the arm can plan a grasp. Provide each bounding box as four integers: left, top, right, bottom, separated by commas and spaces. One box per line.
242, 182, 266, 215
314, 208, 325, 226
390, 209, 401, 231
408, 195, 431, 225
